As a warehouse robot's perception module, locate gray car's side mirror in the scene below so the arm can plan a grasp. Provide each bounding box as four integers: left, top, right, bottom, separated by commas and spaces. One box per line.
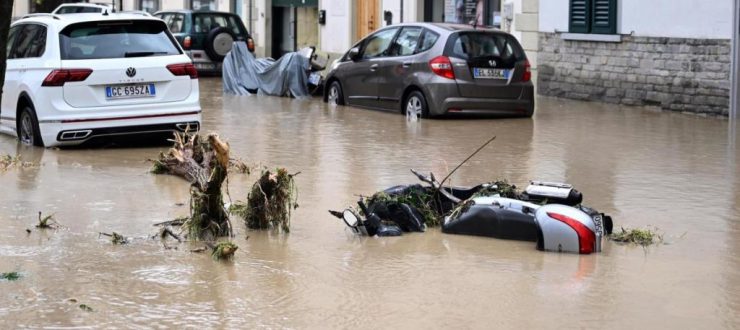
348, 47, 360, 61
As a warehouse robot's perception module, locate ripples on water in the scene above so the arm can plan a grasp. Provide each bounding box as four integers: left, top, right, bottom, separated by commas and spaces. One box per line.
0, 78, 738, 328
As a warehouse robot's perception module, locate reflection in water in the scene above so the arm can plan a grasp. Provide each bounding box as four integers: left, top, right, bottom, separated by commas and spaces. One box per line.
0, 78, 738, 328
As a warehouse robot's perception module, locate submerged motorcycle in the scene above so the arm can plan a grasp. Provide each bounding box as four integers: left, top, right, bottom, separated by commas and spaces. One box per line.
330, 170, 613, 254
296, 47, 329, 96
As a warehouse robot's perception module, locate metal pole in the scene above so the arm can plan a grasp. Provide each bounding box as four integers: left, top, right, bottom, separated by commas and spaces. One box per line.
249, 0, 254, 33
400, 0, 404, 23
732, 0, 739, 121
730, 0, 739, 153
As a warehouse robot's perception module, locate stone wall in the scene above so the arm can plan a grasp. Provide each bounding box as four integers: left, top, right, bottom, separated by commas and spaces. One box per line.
537, 32, 731, 116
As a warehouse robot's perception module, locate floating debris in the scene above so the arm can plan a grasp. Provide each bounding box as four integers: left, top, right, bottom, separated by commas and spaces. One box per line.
35, 212, 60, 229
229, 158, 254, 174
364, 189, 440, 227
0, 272, 21, 281
100, 232, 128, 244
190, 246, 208, 253
228, 201, 248, 219
609, 227, 662, 246
79, 304, 93, 312
0, 154, 37, 171
211, 241, 238, 260
238, 168, 298, 232
154, 227, 182, 243
153, 216, 189, 227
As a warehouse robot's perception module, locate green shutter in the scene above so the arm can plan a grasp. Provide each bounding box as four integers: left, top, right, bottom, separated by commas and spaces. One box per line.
591, 0, 617, 34
569, 0, 591, 33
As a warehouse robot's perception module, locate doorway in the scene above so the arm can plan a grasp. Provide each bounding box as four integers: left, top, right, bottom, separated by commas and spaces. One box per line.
355, 0, 379, 42
271, 2, 319, 58
272, 6, 295, 58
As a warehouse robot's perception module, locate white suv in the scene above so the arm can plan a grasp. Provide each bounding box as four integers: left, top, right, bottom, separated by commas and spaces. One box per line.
0, 12, 201, 147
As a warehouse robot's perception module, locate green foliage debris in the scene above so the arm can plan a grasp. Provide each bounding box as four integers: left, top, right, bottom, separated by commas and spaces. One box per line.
0, 272, 21, 281
609, 227, 662, 246
211, 241, 238, 260
36, 212, 59, 229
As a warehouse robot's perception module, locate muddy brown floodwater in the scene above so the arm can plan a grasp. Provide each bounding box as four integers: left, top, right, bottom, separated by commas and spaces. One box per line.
1, 78, 738, 328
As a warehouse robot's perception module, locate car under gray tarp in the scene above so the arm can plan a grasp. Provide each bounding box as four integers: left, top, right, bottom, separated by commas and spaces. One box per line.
222, 41, 311, 98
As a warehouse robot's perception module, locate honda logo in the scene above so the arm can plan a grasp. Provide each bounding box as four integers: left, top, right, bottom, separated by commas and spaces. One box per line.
488, 60, 497, 67
125, 67, 137, 77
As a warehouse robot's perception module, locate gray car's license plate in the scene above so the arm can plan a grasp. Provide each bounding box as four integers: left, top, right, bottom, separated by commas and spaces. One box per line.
473, 68, 510, 79
105, 84, 156, 99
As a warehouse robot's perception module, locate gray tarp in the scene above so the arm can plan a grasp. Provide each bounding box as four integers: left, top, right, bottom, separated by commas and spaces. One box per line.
222, 41, 311, 98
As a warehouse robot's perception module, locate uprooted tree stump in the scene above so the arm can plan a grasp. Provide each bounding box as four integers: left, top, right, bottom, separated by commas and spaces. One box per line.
232, 168, 298, 233
151, 132, 232, 240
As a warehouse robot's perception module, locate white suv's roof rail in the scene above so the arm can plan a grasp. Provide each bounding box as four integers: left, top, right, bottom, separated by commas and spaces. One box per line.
22, 13, 62, 20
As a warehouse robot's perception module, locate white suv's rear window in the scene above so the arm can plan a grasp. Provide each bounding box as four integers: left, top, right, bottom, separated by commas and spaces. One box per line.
59, 20, 181, 60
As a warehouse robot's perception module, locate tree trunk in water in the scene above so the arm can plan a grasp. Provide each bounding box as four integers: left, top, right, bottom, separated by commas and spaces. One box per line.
152, 132, 232, 240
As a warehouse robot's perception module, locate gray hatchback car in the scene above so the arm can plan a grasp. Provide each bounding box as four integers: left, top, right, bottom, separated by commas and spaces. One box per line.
323, 23, 534, 118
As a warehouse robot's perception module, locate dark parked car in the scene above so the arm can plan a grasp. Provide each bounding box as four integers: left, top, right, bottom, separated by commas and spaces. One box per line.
154, 10, 254, 73
324, 23, 534, 118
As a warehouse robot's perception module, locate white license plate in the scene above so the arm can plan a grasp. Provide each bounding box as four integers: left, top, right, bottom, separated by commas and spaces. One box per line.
308, 72, 321, 85
105, 84, 156, 99
473, 68, 510, 79
194, 63, 216, 70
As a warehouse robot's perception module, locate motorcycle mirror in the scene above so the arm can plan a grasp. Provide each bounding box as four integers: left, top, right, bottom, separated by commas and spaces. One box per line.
348, 47, 360, 61
342, 209, 360, 228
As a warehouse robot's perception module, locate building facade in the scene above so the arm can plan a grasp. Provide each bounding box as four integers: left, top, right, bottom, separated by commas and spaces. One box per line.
537, 0, 734, 116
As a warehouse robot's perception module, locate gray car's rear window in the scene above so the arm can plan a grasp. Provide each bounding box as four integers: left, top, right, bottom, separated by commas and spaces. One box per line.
447, 32, 525, 61
59, 20, 181, 59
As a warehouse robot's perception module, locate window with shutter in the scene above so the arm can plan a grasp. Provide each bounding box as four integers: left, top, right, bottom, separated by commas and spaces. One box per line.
591, 0, 617, 34
569, 0, 591, 33
569, 0, 617, 34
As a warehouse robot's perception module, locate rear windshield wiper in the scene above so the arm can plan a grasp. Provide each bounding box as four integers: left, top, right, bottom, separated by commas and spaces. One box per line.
124, 51, 169, 57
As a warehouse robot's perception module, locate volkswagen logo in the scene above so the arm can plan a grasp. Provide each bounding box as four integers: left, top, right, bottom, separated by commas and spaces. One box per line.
125, 67, 137, 77
488, 60, 497, 67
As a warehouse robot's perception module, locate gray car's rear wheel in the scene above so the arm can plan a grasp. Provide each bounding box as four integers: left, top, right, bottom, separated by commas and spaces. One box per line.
327, 81, 344, 105
405, 90, 429, 120
18, 105, 43, 147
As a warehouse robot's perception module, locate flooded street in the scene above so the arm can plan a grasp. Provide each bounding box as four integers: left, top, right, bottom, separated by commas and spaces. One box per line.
1, 77, 738, 328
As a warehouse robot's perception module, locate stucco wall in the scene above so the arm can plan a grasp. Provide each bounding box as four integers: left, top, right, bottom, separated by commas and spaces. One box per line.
319, 0, 353, 55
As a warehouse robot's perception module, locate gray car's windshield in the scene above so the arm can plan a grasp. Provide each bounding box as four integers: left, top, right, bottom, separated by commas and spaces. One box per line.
59, 20, 181, 59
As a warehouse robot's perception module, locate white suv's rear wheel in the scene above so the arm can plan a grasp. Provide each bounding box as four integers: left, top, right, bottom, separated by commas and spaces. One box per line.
18, 106, 43, 147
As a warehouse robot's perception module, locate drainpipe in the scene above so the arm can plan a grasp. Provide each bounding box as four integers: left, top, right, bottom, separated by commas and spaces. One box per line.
730, 0, 739, 153
732, 0, 739, 121
249, 0, 254, 33
400, 0, 403, 23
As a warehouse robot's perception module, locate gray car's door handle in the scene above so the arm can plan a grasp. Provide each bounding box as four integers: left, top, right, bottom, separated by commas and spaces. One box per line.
402, 61, 412, 68
370, 64, 379, 72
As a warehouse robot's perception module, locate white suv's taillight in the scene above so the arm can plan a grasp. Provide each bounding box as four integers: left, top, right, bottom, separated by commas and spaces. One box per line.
167, 63, 198, 79
429, 56, 455, 80
42, 69, 93, 87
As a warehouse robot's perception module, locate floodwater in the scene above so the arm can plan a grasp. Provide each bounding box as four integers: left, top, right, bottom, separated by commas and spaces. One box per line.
1, 78, 738, 328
